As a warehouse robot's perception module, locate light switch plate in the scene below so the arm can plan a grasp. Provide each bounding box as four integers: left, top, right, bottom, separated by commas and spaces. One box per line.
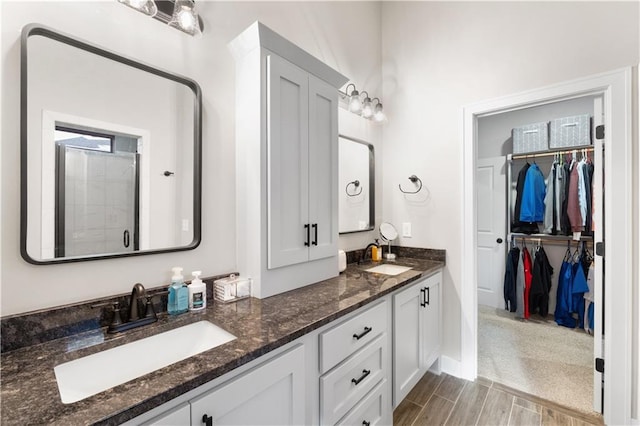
402, 222, 412, 237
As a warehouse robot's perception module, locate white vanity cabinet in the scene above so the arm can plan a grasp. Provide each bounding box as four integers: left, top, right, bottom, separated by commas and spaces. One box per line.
266, 54, 339, 269
141, 344, 306, 426
229, 21, 348, 299
392, 271, 442, 407
318, 300, 393, 426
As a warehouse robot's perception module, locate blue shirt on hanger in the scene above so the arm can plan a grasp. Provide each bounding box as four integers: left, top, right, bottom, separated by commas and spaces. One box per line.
520, 163, 546, 223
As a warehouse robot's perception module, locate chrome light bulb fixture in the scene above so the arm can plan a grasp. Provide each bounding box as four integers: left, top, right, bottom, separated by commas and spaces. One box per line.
372, 98, 386, 122
345, 83, 362, 114
118, 0, 158, 16
169, 0, 202, 36
361, 94, 374, 119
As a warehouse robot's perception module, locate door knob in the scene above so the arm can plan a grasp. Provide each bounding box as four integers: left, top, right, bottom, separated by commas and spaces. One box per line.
496, 238, 503, 244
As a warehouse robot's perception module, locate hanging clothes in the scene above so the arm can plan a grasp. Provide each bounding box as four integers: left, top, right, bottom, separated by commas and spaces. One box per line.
503, 246, 520, 312
520, 163, 546, 223
567, 161, 584, 232
529, 246, 554, 317
571, 260, 589, 329
512, 163, 537, 234
584, 262, 595, 334
554, 248, 575, 327
560, 160, 572, 235
515, 248, 525, 319
523, 246, 533, 319
583, 160, 594, 235
542, 164, 555, 234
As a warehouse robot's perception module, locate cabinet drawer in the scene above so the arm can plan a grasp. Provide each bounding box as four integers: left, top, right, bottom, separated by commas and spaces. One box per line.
336, 378, 389, 426
320, 333, 387, 425
320, 300, 387, 373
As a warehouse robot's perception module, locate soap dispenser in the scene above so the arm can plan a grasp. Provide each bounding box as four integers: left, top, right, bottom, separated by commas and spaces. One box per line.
188, 271, 206, 311
168, 267, 189, 315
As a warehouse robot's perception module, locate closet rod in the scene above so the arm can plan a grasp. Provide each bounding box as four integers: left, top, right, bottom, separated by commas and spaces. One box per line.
510, 146, 594, 161
511, 236, 593, 246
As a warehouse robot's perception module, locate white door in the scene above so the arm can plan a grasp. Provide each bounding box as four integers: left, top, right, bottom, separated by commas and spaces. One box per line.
190, 345, 306, 426
266, 54, 309, 269
392, 281, 423, 407
476, 156, 507, 308
308, 74, 338, 261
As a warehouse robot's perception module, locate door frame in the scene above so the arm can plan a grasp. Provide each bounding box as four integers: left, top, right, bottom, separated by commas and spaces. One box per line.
461, 67, 633, 425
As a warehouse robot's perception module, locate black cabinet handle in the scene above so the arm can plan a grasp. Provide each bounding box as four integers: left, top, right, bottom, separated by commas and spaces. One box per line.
363, 421, 371, 426
312, 223, 318, 246
352, 326, 372, 340
123, 230, 130, 248
351, 369, 371, 386
304, 224, 310, 247
425, 287, 430, 305
420, 288, 426, 307
202, 414, 213, 426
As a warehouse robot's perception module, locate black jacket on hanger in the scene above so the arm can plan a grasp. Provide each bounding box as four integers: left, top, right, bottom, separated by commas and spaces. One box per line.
528, 246, 554, 317
503, 246, 520, 312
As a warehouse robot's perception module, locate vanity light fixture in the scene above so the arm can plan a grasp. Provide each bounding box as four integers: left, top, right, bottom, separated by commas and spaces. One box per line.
340, 83, 386, 123
118, 0, 204, 36
118, 0, 158, 16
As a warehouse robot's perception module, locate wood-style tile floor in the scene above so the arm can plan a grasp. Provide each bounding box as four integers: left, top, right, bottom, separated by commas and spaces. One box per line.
393, 372, 604, 426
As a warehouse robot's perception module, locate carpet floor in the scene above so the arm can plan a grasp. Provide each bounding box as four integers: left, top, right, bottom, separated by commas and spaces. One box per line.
478, 304, 595, 414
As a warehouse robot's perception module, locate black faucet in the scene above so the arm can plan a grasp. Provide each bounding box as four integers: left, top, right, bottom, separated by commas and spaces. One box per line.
361, 240, 381, 262
93, 283, 158, 334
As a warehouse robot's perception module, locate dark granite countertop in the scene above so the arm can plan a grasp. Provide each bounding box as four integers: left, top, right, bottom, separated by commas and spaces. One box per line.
0, 258, 444, 425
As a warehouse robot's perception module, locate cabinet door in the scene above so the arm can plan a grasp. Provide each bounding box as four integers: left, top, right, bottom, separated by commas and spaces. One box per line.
308, 74, 338, 261
422, 273, 441, 371
392, 281, 423, 407
266, 54, 310, 269
190, 344, 305, 426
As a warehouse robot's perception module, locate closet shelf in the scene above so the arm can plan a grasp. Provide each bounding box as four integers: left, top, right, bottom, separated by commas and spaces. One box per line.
509, 232, 593, 243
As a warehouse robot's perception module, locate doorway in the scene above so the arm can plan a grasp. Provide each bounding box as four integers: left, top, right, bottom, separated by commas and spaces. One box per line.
461, 68, 633, 426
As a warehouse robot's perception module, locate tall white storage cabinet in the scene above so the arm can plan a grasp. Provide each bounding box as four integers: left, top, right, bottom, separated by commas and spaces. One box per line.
229, 22, 348, 298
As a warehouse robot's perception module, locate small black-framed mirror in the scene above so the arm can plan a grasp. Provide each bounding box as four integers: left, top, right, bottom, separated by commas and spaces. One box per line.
338, 135, 375, 234
21, 24, 202, 264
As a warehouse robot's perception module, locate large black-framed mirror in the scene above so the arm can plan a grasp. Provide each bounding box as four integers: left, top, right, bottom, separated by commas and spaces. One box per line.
21, 24, 202, 264
338, 135, 375, 234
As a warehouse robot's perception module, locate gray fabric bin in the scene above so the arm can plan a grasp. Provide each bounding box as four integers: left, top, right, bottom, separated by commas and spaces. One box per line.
512, 122, 549, 154
550, 114, 591, 148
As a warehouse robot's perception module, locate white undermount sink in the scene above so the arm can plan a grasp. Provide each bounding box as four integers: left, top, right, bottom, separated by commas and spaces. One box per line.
364, 264, 412, 276
54, 321, 236, 404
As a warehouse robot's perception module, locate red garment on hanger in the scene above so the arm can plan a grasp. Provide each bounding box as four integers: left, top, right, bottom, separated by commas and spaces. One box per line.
523, 247, 532, 319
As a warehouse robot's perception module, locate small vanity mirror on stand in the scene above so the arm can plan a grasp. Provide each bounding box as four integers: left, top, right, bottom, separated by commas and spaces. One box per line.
379, 222, 398, 260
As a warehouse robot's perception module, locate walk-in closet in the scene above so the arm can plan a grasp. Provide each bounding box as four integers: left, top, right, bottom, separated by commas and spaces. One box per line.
475, 95, 603, 416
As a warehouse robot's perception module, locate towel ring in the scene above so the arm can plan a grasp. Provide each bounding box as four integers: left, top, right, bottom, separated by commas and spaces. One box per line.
398, 175, 422, 194
345, 180, 362, 197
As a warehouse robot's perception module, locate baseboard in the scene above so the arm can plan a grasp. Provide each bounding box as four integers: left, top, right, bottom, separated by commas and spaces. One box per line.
440, 355, 461, 377
631, 417, 639, 425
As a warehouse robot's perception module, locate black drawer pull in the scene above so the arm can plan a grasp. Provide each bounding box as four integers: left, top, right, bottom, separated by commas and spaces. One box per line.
304, 224, 310, 247
202, 414, 213, 426
363, 422, 370, 426
425, 286, 430, 305
351, 369, 371, 386
312, 223, 318, 246
352, 326, 372, 340
420, 288, 426, 307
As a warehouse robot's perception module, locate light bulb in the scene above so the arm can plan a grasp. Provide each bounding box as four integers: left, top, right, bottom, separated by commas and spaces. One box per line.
169, 0, 202, 36
178, 9, 196, 30
118, 0, 158, 16
348, 90, 362, 114
374, 103, 385, 122
362, 97, 373, 119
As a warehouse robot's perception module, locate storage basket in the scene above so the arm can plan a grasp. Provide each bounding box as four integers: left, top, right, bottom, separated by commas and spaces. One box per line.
550, 114, 591, 148
512, 121, 549, 154
214, 274, 252, 303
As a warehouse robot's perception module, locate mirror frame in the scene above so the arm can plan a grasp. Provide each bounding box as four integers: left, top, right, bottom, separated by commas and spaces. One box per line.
20, 24, 202, 264
338, 134, 375, 235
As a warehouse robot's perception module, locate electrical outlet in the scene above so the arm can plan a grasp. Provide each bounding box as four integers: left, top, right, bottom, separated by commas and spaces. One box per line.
402, 222, 412, 237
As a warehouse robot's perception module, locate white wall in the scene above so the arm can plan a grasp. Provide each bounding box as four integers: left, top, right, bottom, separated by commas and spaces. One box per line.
380, 0, 639, 378
1, 1, 382, 316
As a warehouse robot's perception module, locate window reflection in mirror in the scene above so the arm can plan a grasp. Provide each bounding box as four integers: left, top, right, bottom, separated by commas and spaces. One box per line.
338, 135, 375, 234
